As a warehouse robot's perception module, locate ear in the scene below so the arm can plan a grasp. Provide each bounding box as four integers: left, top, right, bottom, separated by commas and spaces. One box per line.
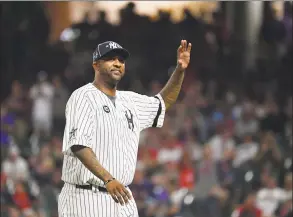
92, 62, 98, 71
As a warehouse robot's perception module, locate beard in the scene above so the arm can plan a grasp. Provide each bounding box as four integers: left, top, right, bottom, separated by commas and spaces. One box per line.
99, 68, 124, 88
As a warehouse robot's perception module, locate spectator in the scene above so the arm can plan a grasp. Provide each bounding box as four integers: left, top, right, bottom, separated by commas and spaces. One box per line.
275, 198, 292, 217
256, 176, 288, 217
157, 133, 183, 164
6, 206, 22, 217
208, 127, 235, 161
31, 144, 56, 186
233, 134, 259, 168
130, 168, 155, 217
283, 173, 293, 200
52, 75, 69, 134
193, 145, 219, 199
150, 173, 170, 217
232, 192, 262, 217
11, 181, 36, 217
260, 101, 286, 136
4, 80, 29, 118
254, 132, 282, 177
235, 109, 259, 139
178, 149, 196, 190
1, 104, 15, 156
29, 71, 54, 138
1, 2, 292, 216
185, 134, 202, 161
1, 173, 13, 217
217, 149, 235, 190
2, 146, 30, 182
39, 170, 62, 217
167, 179, 188, 217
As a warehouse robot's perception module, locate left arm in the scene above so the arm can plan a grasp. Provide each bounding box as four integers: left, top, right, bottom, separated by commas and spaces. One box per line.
128, 41, 191, 131
159, 40, 192, 110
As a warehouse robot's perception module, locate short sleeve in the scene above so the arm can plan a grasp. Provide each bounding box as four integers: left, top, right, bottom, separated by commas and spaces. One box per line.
127, 92, 166, 131
62, 93, 95, 155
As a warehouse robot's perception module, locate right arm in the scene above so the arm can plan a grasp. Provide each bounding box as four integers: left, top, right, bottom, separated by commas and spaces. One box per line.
70, 145, 113, 183
65, 93, 131, 205
71, 145, 132, 205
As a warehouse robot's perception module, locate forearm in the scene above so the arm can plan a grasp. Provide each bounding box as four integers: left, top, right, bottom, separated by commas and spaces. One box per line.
71, 145, 113, 183
159, 66, 185, 110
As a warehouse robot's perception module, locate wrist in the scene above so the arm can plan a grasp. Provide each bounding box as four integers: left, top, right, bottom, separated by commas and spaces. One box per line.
175, 65, 185, 73
104, 177, 115, 185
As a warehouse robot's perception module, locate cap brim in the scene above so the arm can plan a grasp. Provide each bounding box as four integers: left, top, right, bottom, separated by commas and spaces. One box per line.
99, 48, 130, 61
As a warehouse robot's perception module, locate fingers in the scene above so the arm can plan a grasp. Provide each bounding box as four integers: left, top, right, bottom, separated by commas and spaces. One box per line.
179, 40, 192, 52
118, 188, 131, 204
182, 40, 187, 51
187, 43, 192, 52
110, 192, 119, 203
180, 40, 184, 51
115, 189, 125, 205
123, 187, 132, 200
109, 185, 131, 205
178, 40, 186, 52
177, 44, 183, 53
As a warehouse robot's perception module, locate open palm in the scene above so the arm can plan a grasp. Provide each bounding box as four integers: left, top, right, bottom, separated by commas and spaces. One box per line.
177, 40, 192, 70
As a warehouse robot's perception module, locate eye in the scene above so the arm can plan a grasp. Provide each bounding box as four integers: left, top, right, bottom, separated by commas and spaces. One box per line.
118, 57, 125, 64
102, 56, 113, 61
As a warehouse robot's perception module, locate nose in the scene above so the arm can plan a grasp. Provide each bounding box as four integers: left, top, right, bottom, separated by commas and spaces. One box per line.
113, 58, 121, 67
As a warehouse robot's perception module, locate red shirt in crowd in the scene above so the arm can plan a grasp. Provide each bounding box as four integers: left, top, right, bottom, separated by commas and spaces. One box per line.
232, 206, 263, 217
179, 167, 194, 189
12, 183, 32, 211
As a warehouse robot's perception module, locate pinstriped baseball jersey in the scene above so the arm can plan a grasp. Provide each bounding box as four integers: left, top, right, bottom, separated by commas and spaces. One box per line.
61, 83, 166, 187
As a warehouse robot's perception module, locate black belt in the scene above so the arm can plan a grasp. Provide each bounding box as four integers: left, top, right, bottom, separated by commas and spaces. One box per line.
75, 184, 108, 193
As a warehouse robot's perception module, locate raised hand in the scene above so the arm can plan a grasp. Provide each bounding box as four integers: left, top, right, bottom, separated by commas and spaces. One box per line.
105, 179, 132, 205
177, 40, 192, 71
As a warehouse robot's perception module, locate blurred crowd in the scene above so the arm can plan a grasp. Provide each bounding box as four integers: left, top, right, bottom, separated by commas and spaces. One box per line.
1, 2, 292, 217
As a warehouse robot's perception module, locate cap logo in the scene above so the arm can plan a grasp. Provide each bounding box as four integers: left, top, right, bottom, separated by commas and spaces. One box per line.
107, 42, 122, 49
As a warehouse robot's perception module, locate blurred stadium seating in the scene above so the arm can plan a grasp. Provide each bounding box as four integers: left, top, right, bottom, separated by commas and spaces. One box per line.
1, 2, 292, 217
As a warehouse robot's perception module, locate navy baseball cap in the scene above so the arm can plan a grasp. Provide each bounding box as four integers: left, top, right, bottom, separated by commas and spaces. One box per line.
93, 41, 130, 62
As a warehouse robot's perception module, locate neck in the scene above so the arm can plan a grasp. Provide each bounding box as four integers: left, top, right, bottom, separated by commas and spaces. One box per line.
93, 79, 116, 96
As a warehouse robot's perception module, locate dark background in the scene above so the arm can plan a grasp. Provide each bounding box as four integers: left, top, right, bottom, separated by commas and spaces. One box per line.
0, 1, 292, 217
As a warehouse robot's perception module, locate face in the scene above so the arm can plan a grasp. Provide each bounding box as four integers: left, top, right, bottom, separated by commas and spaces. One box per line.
53, 76, 61, 87
203, 145, 212, 159
267, 177, 277, 188
11, 80, 22, 95
9, 152, 18, 162
93, 54, 126, 87
245, 193, 256, 206
223, 149, 234, 160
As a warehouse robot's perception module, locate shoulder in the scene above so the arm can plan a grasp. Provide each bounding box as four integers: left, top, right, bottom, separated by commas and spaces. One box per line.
118, 90, 144, 103
119, 90, 158, 102
231, 208, 241, 217
44, 82, 53, 88
18, 157, 28, 166
118, 90, 141, 98
67, 84, 96, 108
70, 84, 95, 101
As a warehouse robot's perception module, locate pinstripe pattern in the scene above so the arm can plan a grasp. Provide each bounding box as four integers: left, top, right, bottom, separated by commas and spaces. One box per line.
58, 83, 166, 217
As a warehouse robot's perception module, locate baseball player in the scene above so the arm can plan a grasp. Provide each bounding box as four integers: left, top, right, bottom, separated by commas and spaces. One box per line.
58, 40, 192, 217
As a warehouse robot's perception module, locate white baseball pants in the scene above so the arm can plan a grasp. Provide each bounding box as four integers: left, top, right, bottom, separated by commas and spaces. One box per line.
58, 183, 139, 217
